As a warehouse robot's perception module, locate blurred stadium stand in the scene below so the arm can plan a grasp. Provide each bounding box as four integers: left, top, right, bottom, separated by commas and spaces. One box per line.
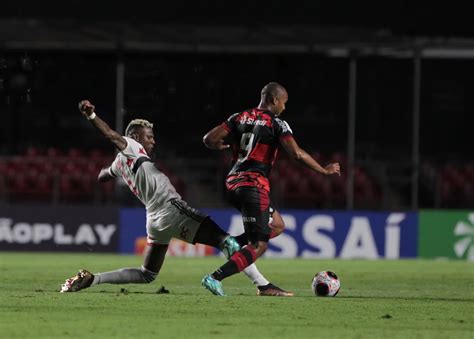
0, 147, 186, 205
1, 148, 471, 209
0, 50, 472, 209
0, 3, 473, 210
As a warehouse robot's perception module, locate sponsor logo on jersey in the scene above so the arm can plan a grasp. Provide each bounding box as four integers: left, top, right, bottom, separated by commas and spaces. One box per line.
239, 115, 269, 127
242, 216, 257, 223
275, 118, 292, 133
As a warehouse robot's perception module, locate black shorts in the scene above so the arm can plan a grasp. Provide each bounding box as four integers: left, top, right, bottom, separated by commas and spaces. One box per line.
226, 185, 271, 243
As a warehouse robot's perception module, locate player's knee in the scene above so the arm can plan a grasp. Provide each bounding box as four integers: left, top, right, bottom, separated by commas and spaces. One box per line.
270, 220, 284, 238
140, 266, 158, 283
235, 233, 248, 247
269, 211, 285, 238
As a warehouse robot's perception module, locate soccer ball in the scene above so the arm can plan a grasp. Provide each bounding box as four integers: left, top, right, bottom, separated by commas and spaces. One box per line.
311, 271, 340, 297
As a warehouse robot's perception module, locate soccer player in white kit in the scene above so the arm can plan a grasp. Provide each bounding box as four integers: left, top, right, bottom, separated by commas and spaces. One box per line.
60, 100, 281, 294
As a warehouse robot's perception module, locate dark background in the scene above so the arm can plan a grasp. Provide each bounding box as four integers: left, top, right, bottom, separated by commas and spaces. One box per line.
1, 1, 473, 37
0, 1, 472, 210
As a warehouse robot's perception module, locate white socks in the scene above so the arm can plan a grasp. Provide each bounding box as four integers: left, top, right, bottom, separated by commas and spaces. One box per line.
91, 266, 157, 285
243, 264, 270, 287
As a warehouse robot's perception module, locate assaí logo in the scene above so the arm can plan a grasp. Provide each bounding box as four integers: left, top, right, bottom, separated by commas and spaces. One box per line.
454, 213, 474, 261
225, 212, 416, 259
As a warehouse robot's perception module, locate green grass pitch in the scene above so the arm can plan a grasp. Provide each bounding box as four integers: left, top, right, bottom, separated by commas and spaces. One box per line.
0, 253, 472, 338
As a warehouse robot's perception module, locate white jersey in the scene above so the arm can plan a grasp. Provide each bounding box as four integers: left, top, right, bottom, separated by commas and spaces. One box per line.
109, 137, 181, 219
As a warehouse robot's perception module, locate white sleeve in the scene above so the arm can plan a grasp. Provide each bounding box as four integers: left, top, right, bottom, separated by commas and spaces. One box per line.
121, 136, 150, 160
108, 156, 120, 177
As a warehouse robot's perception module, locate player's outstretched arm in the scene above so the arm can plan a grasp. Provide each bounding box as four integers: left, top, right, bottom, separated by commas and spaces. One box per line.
280, 136, 340, 176
203, 125, 230, 150
78, 100, 127, 151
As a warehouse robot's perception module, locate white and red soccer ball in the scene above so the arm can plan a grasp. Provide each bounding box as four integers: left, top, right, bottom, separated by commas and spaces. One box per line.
311, 271, 340, 297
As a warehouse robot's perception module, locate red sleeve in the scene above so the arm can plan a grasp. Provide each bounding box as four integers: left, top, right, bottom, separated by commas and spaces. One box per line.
221, 121, 231, 132
223, 112, 240, 133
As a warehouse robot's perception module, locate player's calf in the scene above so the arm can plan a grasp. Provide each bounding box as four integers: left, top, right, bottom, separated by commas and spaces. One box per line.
94, 266, 158, 285
60, 266, 158, 292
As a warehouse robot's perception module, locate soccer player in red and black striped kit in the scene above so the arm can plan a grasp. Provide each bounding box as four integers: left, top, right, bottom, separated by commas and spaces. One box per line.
201, 82, 341, 296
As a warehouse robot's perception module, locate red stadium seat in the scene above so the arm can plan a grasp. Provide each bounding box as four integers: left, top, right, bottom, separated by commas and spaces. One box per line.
309, 151, 324, 163
0, 161, 7, 176
46, 147, 62, 158
67, 148, 84, 158
89, 149, 106, 160
24, 146, 41, 157
328, 152, 347, 168
436, 163, 474, 207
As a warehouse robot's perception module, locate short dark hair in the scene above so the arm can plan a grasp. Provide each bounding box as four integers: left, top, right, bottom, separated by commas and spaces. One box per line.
125, 119, 154, 136
261, 82, 286, 103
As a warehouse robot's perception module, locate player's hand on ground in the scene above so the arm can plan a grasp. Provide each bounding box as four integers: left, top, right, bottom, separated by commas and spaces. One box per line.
325, 163, 341, 176
78, 100, 95, 117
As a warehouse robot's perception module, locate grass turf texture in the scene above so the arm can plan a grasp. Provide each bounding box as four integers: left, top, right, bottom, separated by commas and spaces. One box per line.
0, 253, 472, 339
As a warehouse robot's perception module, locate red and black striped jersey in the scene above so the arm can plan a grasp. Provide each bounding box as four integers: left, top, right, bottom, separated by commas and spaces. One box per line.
221, 107, 294, 181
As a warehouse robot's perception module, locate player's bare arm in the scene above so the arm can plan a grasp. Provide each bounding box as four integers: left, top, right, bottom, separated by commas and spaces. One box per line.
78, 100, 127, 151
280, 136, 340, 176
203, 125, 230, 150
98, 167, 114, 182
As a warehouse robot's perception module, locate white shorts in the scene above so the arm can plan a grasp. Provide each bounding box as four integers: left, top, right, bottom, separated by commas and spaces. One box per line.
146, 199, 207, 245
